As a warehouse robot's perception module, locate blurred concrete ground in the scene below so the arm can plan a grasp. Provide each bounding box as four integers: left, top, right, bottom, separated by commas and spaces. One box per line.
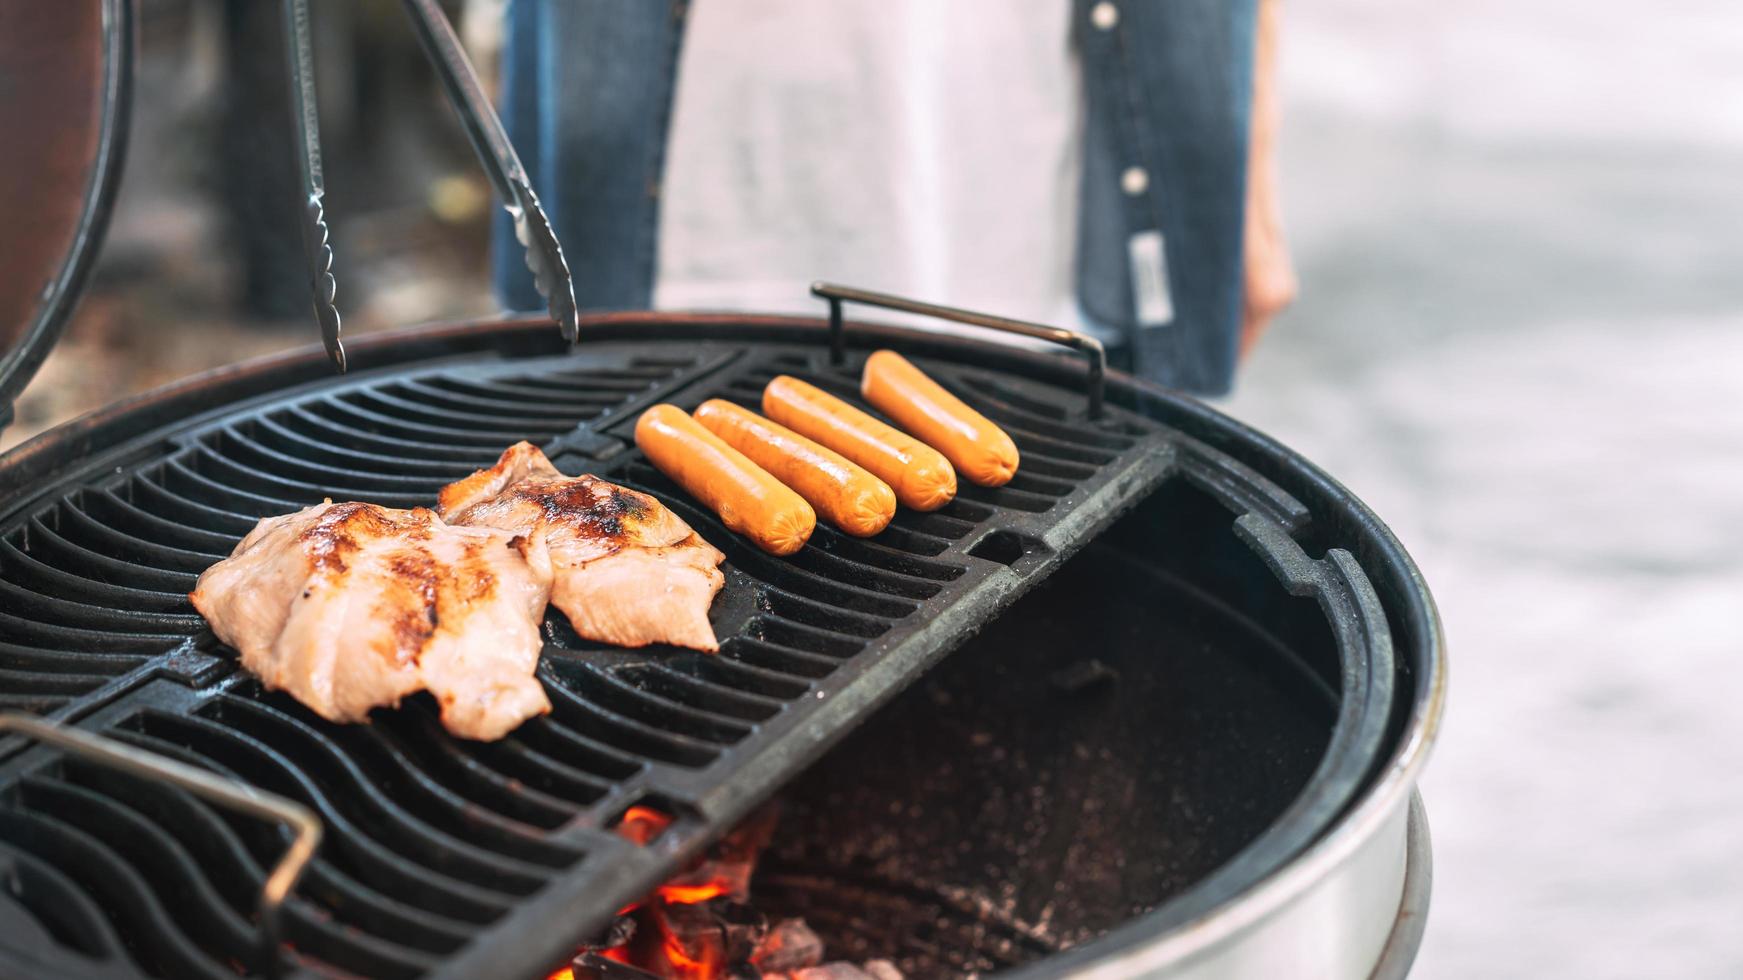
1223, 1, 1743, 976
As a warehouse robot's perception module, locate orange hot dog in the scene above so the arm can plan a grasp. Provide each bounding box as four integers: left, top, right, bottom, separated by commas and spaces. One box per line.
693, 399, 897, 538
762, 376, 957, 512
861, 350, 1020, 487
634, 404, 815, 555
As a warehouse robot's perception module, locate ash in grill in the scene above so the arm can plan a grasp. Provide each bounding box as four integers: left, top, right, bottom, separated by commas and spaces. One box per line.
0, 317, 1440, 980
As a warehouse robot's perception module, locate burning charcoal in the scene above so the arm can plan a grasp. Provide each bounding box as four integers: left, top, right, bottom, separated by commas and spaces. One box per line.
585, 914, 636, 951
570, 951, 663, 980
655, 802, 780, 899
614, 805, 675, 846
659, 803, 782, 904
861, 961, 903, 980
751, 917, 825, 972
711, 900, 769, 962
659, 899, 728, 969
573, 804, 851, 980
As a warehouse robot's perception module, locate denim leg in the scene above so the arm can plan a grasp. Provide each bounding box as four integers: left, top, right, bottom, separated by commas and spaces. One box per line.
493, 0, 689, 313
1075, 0, 1257, 395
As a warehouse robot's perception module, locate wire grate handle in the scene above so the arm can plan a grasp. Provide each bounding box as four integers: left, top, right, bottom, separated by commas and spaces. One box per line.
811, 282, 1107, 419
0, 713, 322, 980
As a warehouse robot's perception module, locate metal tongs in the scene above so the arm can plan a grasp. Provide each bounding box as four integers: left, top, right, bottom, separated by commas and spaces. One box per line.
282, 0, 579, 372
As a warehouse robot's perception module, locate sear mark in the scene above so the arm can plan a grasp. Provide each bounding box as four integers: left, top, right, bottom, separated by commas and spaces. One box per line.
500, 474, 655, 542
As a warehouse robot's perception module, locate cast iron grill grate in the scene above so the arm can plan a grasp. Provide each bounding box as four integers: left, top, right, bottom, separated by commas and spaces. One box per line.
0, 330, 1265, 979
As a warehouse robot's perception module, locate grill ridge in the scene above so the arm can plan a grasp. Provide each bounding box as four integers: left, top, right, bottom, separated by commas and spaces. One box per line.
60, 501, 218, 571
215, 426, 445, 495
0, 838, 123, 961
198, 698, 559, 892
249, 413, 477, 477
279, 403, 496, 462
130, 709, 524, 917
27, 516, 195, 594
380, 713, 581, 825
0, 642, 150, 675
101, 727, 478, 962
23, 775, 260, 962
619, 661, 787, 720
718, 636, 838, 678
83, 488, 239, 553
3, 536, 186, 611
386, 379, 591, 422
131, 472, 262, 533
363, 711, 579, 830
538, 667, 724, 768
223, 692, 584, 866
482, 722, 632, 802
164, 456, 299, 515
0, 801, 240, 980
0, 571, 193, 634
560, 662, 752, 746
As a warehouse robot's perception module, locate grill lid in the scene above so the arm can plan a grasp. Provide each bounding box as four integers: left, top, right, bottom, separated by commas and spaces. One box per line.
0, 0, 131, 435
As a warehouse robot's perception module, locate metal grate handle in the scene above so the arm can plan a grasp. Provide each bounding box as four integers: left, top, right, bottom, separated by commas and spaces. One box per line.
0, 713, 322, 980
811, 281, 1107, 419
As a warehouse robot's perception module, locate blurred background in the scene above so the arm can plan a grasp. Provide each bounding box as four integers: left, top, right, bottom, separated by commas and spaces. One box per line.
1228, 3, 1743, 977
1, 0, 505, 450
6, 1, 1741, 976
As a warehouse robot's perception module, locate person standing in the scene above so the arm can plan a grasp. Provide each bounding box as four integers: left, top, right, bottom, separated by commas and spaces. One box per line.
494, 0, 1292, 396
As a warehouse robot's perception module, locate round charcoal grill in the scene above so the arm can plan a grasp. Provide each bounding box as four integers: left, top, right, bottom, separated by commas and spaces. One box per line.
0, 6, 1443, 978
0, 313, 1444, 980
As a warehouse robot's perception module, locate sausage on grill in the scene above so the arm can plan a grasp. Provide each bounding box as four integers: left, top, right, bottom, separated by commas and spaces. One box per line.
762, 375, 957, 512
693, 398, 897, 537
635, 404, 816, 555
861, 350, 1019, 487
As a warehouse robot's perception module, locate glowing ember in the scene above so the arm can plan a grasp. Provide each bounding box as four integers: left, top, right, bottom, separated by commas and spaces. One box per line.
656, 904, 726, 980
546, 804, 901, 980
615, 805, 674, 846
656, 881, 731, 905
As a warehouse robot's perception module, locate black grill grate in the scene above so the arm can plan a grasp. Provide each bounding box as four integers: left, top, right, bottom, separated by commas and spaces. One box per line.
0, 329, 1213, 979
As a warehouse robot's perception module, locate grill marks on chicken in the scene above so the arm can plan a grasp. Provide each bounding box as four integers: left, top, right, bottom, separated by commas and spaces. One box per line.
439, 442, 726, 652
190, 501, 554, 740
188, 445, 725, 740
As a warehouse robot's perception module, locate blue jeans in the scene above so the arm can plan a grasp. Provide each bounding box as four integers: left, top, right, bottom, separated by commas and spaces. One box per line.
495, 0, 1256, 395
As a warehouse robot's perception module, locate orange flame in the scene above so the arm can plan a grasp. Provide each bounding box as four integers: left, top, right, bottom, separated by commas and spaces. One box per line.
655, 881, 731, 905
615, 805, 674, 846
547, 804, 779, 980
661, 930, 724, 980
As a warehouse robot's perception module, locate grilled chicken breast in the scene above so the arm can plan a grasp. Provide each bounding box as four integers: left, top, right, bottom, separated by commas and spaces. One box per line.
190, 501, 553, 740
439, 442, 725, 652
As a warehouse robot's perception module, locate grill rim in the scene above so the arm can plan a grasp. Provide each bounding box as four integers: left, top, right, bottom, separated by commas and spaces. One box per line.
0, 312, 1444, 979
998, 375, 1446, 977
